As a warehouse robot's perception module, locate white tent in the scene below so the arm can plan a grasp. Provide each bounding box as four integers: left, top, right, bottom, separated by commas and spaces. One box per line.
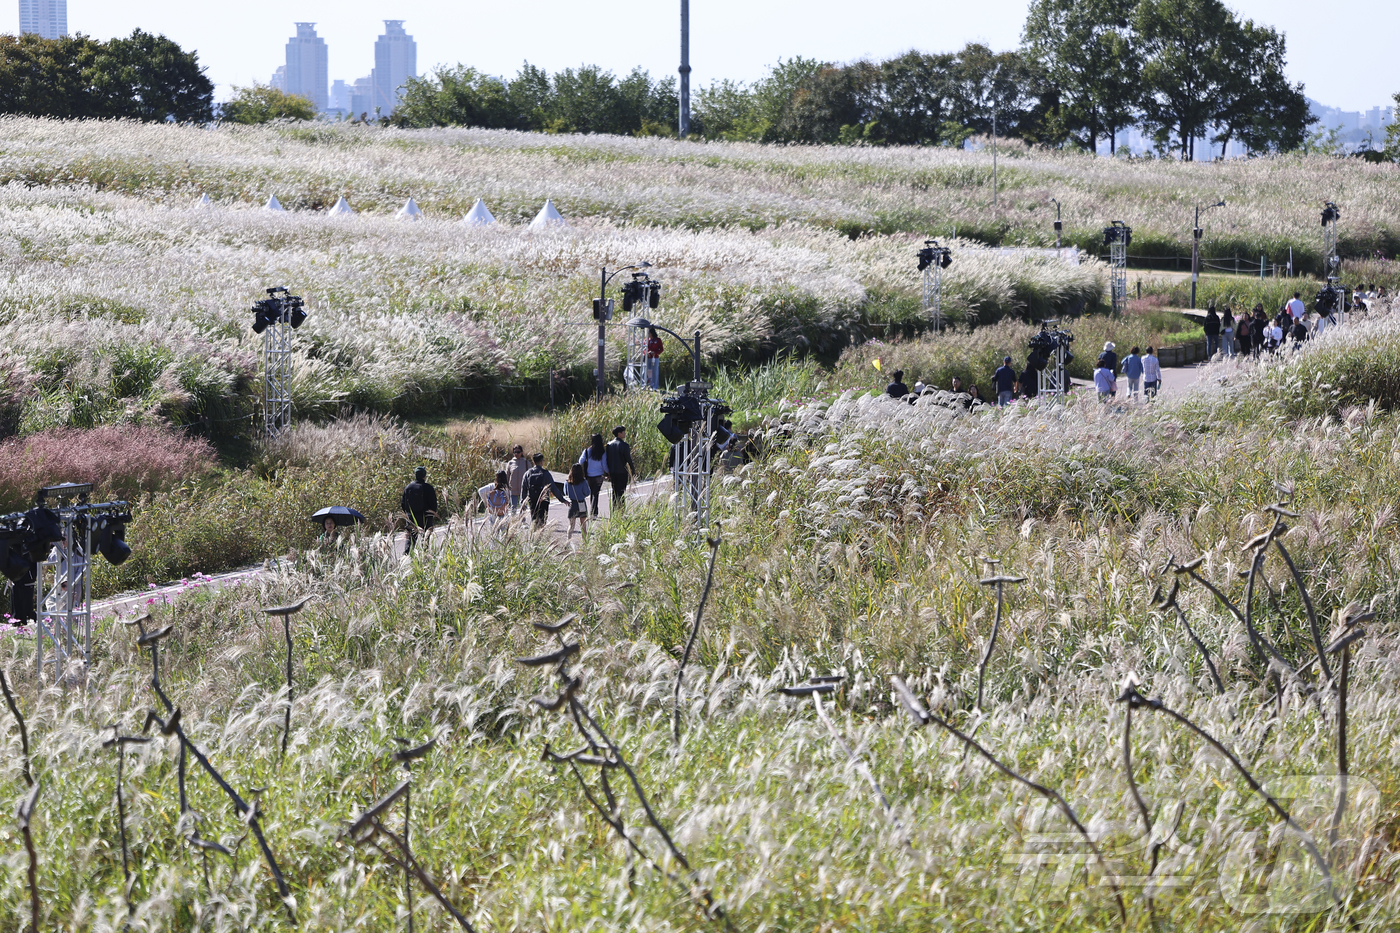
461, 198, 496, 226
394, 197, 424, 221
327, 196, 356, 217
264, 194, 286, 212
194, 193, 213, 210
528, 198, 568, 229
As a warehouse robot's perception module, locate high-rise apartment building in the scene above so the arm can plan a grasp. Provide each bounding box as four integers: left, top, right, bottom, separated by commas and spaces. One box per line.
330, 79, 350, 114
270, 66, 287, 91
351, 76, 373, 118
285, 23, 328, 111
372, 20, 416, 116
18, 0, 66, 39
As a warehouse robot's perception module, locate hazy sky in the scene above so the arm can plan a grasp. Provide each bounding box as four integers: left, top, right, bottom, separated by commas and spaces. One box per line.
55, 0, 1398, 113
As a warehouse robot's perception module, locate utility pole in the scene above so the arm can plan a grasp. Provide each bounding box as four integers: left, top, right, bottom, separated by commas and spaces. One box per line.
1190, 200, 1224, 310
992, 110, 997, 207
597, 268, 608, 399
678, 0, 691, 137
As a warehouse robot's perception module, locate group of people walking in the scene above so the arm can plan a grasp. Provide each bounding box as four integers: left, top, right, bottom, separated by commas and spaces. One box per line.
1203, 292, 1339, 358
491, 426, 637, 537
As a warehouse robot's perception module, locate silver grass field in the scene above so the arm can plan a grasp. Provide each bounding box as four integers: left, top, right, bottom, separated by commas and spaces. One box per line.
2, 118, 1400, 931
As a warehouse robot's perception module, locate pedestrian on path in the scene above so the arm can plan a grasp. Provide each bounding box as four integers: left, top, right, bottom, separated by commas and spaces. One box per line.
1098, 342, 1119, 375
1221, 308, 1236, 357
564, 464, 592, 538
994, 356, 1016, 406
605, 425, 636, 510
506, 445, 530, 513
578, 433, 608, 517
1203, 304, 1221, 358
400, 466, 438, 555
1236, 313, 1252, 356
1142, 347, 1161, 398
1094, 363, 1116, 401
1287, 292, 1306, 322
486, 471, 511, 526
1122, 347, 1144, 397
523, 453, 565, 528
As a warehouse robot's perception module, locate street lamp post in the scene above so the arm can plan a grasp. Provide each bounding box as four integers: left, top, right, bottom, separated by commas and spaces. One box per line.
1190, 200, 1224, 310
679, 0, 691, 137
1050, 197, 1062, 248
596, 262, 652, 399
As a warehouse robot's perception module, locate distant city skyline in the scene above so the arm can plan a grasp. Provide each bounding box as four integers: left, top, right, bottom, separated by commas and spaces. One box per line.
15, 1, 1400, 117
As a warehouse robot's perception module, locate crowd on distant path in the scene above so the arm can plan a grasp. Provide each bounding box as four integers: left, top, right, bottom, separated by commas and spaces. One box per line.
883, 286, 1378, 410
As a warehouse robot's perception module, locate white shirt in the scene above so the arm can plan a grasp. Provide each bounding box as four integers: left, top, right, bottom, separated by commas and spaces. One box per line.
1287, 298, 1305, 320
1142, 354, 1161, 381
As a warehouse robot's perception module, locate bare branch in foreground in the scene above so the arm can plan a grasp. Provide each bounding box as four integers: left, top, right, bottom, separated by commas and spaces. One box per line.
892, 677, 1126, 927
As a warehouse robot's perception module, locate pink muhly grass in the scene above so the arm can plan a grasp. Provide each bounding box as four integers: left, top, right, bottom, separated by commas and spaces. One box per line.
0, 425, 216, 510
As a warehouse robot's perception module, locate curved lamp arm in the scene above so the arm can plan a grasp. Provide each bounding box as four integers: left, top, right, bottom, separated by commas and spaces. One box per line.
625, 317, 702, 383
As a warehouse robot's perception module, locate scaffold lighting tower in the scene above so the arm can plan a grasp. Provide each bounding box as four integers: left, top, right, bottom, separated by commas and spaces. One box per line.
251, 287, 307, 439
918, 239, 953, 330
1104, 221, 1131, 314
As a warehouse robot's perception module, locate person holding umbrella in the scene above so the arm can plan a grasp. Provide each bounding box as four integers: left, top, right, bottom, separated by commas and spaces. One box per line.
400, 466, 438, 555
310, 506, 368, 547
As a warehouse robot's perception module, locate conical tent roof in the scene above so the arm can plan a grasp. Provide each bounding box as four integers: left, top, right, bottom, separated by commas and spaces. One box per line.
528, 198, 568, 229
327, 196, 356, 216
394, 197, 423, 221
264, 194, 285, 212
461, 198, 496, 226
195, 193, 213, 209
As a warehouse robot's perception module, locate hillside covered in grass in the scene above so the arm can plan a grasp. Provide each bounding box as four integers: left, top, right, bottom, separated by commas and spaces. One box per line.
4, 312, 1400, 929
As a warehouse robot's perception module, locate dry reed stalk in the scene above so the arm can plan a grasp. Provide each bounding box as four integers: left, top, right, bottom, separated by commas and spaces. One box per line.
892, 676, 1127, 927
263, 597, 310, 762
976, 559, 1025, 711
1118, 685, 1338, 906
127, 617, 296, 922
674, 532, 722, 744
523, 615, 735, 929
17, 779, 41, 933
102, 728, 152, 909
346, 779, 476, 933
1153, 580, 1225, 696
0, 668, 33, 787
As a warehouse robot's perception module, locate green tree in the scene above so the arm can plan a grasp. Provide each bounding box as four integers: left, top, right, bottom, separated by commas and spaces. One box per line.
505, 63, 554, 129
218, 84, 316, 124
692, 79, 763, 140
90, 29, 214, 122
1211, 20, 1309, 156
1134, 0, 1236, 160
1386, 93, 1400, 161
773, 61, 878, 144
1022, 0, 1140, 153
943, 44, 1048, 141
0, 33, 102, 117
394, 65, 516, 128
874, 51, 958, 146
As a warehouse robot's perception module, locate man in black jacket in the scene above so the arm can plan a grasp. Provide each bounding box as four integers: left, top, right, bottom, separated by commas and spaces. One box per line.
400, 466, 438, 555
605, 425, 636, 510
522, 453, 565, 528
885, 369, 909, 399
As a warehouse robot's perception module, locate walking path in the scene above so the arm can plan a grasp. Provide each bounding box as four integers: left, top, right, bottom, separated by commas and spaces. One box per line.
90, 473, 672, 622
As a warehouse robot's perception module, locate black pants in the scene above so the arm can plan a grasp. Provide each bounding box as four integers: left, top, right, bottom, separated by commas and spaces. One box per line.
586, 475, 603, 516
610, 477, 629, 510
530, 499, 550, 527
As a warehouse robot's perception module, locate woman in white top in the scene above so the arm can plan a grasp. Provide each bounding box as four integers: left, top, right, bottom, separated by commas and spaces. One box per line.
1142, 347, 1162, 398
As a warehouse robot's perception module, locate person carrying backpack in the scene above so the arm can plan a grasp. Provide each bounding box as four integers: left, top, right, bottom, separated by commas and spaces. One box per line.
523, 454, 565, 528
